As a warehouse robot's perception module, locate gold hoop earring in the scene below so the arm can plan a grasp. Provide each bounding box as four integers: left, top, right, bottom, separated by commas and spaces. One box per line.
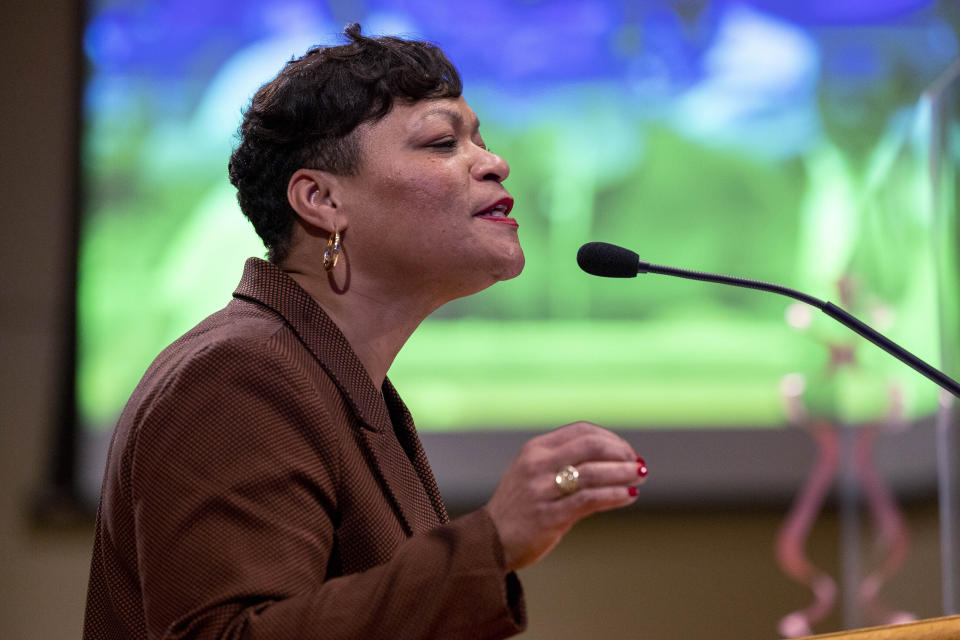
323, 230, 341, 272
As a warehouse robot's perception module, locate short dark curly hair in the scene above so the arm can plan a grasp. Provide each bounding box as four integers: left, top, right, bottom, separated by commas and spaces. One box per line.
228, 23, 463, 264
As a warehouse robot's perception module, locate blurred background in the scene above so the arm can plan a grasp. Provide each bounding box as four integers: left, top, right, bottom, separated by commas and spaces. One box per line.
2, 1, 959, 638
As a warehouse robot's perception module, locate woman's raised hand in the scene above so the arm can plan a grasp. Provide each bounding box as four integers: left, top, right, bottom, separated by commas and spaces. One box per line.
484, 421, 647, 572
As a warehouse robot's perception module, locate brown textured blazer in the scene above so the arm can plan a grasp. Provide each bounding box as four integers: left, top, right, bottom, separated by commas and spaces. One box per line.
83, 258, 525, 640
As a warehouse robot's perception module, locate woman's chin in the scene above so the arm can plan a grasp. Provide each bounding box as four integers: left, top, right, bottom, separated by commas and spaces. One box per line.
498, 251, 525, 281
440, 250, 525, 302
487, 245, 525, 283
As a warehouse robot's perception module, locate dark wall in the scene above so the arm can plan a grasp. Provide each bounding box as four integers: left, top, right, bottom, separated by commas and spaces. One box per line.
0, 1, 95, 637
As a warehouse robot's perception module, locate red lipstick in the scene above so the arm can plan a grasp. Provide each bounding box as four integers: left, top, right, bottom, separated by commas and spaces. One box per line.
474, 197, 517, 227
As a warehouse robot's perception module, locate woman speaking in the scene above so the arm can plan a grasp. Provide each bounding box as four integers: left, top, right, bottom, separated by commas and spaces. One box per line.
83, 24, 647, 640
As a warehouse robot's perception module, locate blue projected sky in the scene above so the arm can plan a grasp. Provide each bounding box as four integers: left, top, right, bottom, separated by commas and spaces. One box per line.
83, 0, 957, 160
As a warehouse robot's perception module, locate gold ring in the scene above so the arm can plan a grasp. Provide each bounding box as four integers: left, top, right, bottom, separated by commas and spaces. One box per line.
555, 464, 580, 495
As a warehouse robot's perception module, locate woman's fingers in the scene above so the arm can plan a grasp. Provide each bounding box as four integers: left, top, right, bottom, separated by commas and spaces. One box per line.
560, 460, 647, 494
485, 422, 648, 572
552, 484, 641, 523
535, 421, 634, 453
549, 432, 636, 468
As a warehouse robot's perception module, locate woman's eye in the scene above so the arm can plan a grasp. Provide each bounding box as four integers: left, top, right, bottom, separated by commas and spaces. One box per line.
429, 139, 457, 149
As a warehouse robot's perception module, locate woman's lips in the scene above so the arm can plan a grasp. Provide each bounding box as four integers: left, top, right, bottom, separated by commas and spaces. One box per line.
473, 197, 517, 227
474, 214, 519, 228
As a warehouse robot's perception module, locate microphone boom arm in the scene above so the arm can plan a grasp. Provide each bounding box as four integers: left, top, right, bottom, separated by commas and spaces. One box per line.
640, 260, 960, 399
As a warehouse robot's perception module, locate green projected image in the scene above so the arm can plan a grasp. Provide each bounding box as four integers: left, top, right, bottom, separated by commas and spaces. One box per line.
80, 1, 960, 434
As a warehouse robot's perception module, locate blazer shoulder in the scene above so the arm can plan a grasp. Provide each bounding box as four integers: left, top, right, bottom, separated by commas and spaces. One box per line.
138, 300, 340, 412
144, 297, 317, 385
119, 303, 347, 494
118, 299, 345, 459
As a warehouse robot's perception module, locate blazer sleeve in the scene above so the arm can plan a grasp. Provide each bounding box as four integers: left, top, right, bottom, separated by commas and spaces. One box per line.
127, 336, 525, 640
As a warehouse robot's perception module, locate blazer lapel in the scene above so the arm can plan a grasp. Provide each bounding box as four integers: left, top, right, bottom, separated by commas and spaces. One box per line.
383, 379, 449, 525
232, 258, 439, 534
357, 423, 442, 533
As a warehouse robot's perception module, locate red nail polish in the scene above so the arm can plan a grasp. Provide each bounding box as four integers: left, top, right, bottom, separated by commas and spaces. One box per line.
628, 486, 638, 497
637, 463, 648, 478
636, 456, 645, 464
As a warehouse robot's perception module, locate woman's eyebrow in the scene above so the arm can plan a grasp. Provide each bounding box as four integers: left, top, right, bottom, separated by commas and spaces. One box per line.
419, 107, 480, 131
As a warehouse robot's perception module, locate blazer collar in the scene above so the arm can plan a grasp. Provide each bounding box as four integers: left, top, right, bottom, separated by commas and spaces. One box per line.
232, 258, 448, 530
232, 257, 392, 434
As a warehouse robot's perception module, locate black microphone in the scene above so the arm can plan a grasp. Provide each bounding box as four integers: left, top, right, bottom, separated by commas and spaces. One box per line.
577, 241, 960, 399
576, 241, 642, 278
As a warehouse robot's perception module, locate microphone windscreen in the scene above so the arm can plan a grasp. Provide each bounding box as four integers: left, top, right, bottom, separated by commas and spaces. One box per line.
577, 242, 640, 278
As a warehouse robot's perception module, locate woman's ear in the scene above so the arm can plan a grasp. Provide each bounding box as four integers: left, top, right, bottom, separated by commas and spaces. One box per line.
287, 169, 348, 234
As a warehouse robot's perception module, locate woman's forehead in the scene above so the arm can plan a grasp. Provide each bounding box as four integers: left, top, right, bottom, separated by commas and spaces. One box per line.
370, 96, 480, 135
415, 99, 480, 130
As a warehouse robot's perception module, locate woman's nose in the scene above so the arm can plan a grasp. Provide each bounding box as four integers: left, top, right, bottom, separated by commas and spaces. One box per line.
473, 147, 510, 183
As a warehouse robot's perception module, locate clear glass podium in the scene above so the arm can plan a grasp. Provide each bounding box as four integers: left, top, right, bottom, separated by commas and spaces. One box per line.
775, 57, 960, 638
